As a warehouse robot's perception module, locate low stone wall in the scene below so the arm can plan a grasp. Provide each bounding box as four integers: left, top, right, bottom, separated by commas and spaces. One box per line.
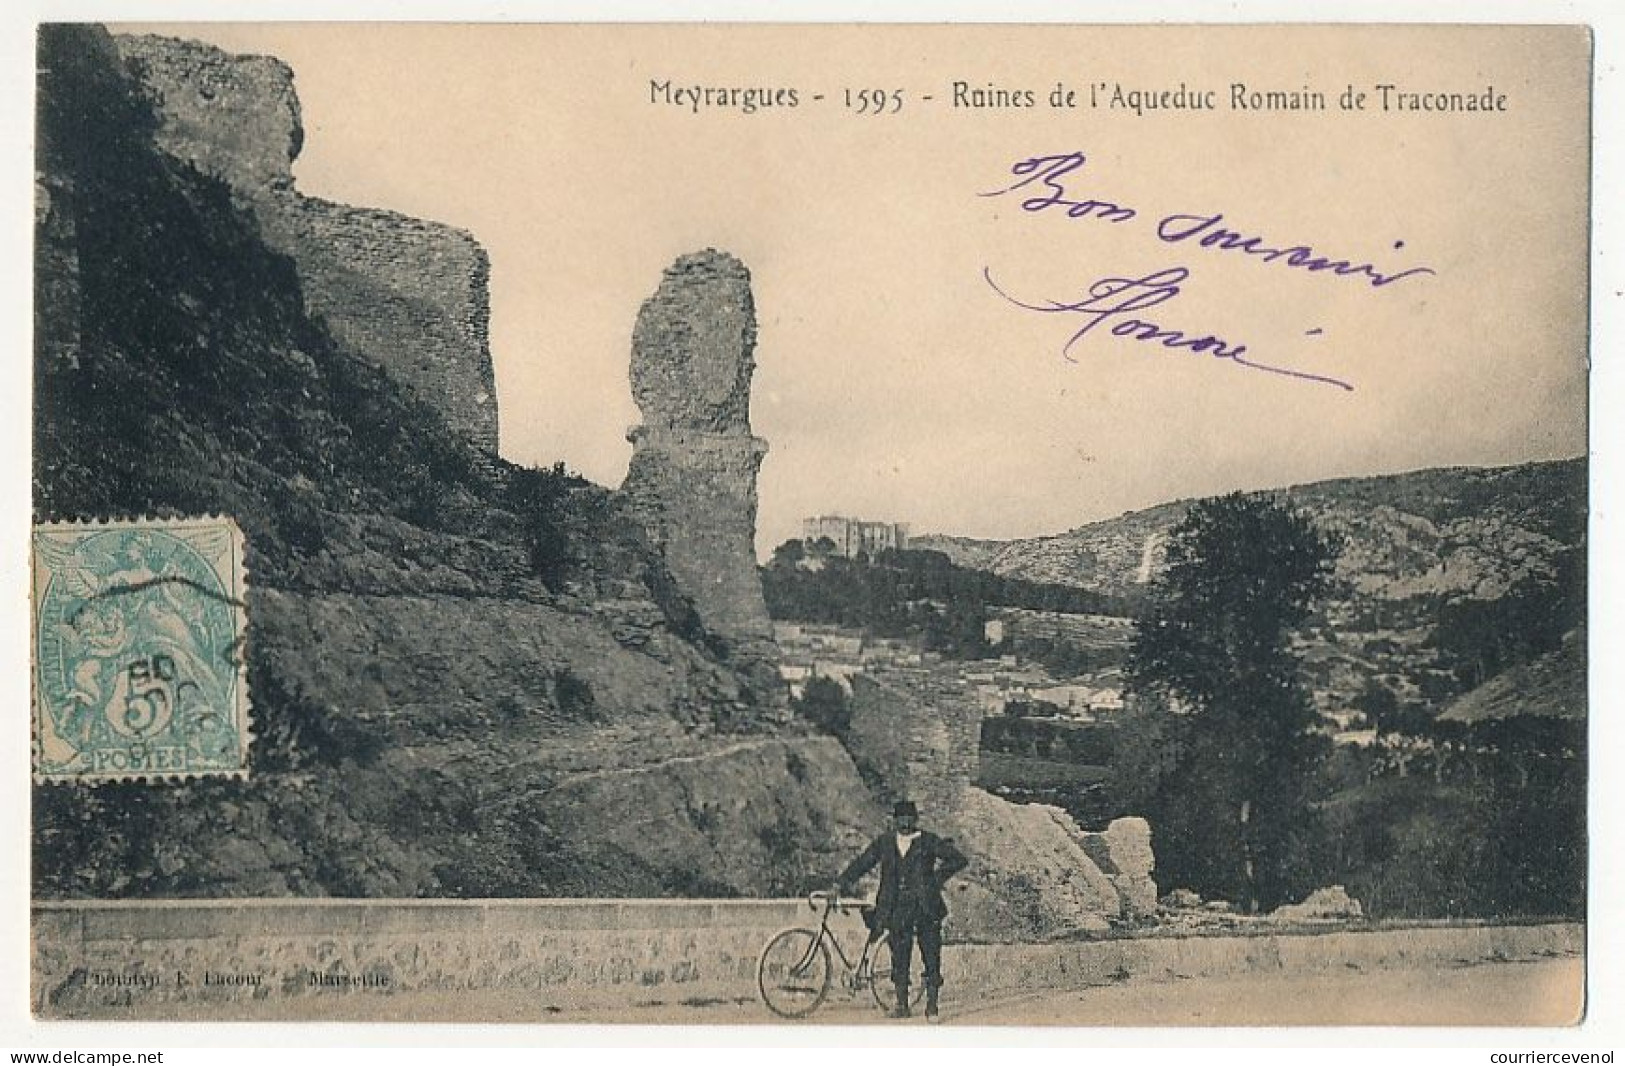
34, 898, 846, 1020
950, 922, 1583, 1007
32, 898, 1582, 1022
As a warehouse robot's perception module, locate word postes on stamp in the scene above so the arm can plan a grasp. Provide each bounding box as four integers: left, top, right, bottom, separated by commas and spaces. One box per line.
32, 517, 250, 783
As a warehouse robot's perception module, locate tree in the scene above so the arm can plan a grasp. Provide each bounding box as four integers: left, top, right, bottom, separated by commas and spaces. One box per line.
1433, 555, 1583, 690
1355, 679, 1402, 735
1126, 493, 1342, 910
924, 596, 990, 659
794, 676, 851, 738
770, 538, 806, 568
505, 462, 577, 591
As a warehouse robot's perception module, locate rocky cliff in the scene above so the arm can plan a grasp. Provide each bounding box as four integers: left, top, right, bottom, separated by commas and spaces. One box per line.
32, 25, 877, 900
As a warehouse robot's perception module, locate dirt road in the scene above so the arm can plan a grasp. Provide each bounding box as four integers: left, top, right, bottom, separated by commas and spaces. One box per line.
950, 956, 1583, 1027
467, 955, 1584, 1026
65, 953, 1581, 1027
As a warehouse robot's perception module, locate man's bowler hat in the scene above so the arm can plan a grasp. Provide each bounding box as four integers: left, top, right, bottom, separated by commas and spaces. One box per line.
893, 800, 919, 818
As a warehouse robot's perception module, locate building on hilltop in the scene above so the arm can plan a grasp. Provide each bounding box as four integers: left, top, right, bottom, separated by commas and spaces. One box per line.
801, 515, 910, 558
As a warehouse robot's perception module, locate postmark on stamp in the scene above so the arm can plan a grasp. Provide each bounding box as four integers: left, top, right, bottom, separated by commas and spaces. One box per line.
31, 517, 251, 783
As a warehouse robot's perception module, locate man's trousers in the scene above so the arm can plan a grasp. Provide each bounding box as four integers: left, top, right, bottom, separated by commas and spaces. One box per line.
888, 918, 943, 991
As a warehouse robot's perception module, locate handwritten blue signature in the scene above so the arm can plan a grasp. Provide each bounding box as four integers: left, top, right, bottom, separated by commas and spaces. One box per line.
979, 152, 1440, 390
979, 151, 1139, 224
983, 264, 1356, 392
982, 152, 1436, 291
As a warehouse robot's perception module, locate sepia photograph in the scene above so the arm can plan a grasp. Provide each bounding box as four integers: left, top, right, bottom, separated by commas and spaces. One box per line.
23, 17, 1596, 1035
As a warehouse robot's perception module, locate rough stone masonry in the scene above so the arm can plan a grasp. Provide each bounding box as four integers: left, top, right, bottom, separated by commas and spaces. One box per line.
620, 251, 776, 657
847, 672, 1157, 936
113, 34, 499, 452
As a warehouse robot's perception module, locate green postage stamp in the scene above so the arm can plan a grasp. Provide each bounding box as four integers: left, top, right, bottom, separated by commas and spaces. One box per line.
31, 517, 251, 783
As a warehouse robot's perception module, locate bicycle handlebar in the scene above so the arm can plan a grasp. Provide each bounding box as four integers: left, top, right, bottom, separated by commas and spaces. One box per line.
807, 890, 873, 914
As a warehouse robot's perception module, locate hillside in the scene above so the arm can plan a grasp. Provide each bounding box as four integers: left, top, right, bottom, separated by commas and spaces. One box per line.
916, 460, 1585, 716
915, 498, 1187, 605
915, 461, 1582, 603
32, 25, 877, 899
1439, 629, 1586, 724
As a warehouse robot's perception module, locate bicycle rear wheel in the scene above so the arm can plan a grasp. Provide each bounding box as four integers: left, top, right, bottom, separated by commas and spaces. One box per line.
868, 938, 927, 1013
758, 928, 832, 1018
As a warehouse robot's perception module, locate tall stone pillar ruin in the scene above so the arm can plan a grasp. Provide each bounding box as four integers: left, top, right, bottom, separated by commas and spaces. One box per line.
621, 250, 775, 661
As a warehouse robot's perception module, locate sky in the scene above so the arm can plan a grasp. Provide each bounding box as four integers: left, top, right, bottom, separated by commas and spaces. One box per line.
129, 24, 1590, 555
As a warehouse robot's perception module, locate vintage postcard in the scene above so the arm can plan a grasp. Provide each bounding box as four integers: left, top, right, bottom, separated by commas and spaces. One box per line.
29, 22, 1589, 1027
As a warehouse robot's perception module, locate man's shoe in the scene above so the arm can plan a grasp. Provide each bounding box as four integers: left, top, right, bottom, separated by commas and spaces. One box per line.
925, 995, 941, 1024
887, 1003, 913, 1019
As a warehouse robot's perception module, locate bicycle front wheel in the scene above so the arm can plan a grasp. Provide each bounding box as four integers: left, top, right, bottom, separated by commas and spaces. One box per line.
758, 928, 832, 1019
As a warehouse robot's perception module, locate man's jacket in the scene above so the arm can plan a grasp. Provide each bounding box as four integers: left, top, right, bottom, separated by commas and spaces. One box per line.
837, 831, 969, 929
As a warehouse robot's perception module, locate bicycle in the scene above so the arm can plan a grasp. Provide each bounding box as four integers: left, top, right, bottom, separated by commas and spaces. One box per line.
756, 891, 926, 1019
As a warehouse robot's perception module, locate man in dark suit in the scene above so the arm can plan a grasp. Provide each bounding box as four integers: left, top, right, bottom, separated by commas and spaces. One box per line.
835, 799, 968, 1022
